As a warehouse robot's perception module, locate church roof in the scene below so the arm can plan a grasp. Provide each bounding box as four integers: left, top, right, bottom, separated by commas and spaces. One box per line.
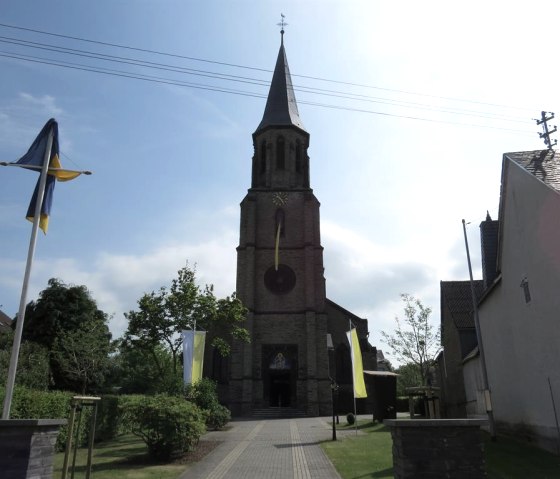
255, 38, 306, 134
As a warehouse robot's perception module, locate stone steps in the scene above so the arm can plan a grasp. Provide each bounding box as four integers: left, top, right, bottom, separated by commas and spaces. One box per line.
251, 407, 308, 419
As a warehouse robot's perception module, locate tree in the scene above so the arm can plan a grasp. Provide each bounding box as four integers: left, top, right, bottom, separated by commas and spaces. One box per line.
51, 317, 112, 393
107, 341, 180, 395
123, 265, 249, 388
381, 294, 440, 386
0, 330, 51, 390
20, 278, 112, 392
395, 362, 422, 396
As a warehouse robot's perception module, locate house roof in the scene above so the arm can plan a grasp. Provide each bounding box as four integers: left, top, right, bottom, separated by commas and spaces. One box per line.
495, 149, 558, 273
440, 280, 484, 329
504, 150, 560, 191
254, 37, 306, 135
0, 310, 13, 330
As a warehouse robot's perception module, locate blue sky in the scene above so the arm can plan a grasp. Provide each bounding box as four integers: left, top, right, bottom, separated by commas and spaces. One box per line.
1, 1, 559, 364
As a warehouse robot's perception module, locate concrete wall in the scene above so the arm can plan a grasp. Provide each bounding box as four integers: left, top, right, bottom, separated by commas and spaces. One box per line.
478, 159, 560, 452
462, 354, 486, 417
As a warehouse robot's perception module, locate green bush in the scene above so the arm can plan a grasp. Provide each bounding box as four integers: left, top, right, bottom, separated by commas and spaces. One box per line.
346, 412, 355, 425
185, 378, 231, 430
120, 394, 206, 461
207, 403, 231, 431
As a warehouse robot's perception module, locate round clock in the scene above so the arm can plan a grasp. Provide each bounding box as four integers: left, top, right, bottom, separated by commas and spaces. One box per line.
272, 192, 289, 206
264, 264, 296, 294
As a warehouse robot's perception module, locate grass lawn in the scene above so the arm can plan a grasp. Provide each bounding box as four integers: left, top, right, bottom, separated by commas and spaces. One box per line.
53, 434, 189, 479
321, 420, 560, 479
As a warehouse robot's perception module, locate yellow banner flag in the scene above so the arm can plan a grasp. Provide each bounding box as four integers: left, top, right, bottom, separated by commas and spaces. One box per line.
347, 328, 367, 398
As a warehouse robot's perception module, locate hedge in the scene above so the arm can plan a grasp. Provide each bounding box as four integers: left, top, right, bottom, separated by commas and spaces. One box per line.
120, 394, 206, 461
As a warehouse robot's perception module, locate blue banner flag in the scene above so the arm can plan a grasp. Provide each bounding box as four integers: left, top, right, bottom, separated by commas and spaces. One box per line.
15, 118, 81, 233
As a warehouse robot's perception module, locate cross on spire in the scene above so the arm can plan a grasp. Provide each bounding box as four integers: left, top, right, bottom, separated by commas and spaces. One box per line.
535, 111, 558, 150
277, 14, 288, 43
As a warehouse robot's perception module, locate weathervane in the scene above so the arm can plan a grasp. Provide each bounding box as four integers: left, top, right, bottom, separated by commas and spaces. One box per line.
277, 14, 288, 42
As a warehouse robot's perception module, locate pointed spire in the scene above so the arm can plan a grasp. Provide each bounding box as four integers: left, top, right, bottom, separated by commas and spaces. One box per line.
255, 31, 306, 134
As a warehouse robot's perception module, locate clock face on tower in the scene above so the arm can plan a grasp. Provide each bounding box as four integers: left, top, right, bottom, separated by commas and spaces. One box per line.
272, 192, 289, 206
264, 264, 296, 294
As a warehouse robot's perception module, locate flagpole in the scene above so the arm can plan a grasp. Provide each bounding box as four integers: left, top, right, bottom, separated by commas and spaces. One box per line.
2, 126, 54, 420
348, 319, 358, 435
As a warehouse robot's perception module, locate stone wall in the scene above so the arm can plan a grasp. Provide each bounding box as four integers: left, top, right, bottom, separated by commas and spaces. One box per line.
0, 419, 66, 479
384, 419, 487, 479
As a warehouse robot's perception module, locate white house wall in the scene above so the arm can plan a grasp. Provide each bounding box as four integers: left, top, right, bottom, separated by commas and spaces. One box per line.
478, 159, 560, 452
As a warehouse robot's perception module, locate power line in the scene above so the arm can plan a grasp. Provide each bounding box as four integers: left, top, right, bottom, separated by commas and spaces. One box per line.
0, 35, 531, 125
0, 22, 539, 114
0, 50, 534, 135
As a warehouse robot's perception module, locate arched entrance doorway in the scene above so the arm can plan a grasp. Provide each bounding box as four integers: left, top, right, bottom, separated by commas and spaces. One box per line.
262, 345, 297, 407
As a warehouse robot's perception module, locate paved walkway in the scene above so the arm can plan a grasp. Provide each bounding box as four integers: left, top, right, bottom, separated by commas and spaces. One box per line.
179, 417, 348, 479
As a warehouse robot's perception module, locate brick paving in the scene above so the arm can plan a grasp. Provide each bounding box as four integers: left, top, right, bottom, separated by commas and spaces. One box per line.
179, 417, 343, 479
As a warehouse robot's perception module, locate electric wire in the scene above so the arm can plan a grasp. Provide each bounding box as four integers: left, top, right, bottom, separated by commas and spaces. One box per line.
0, 22, 539, 114
0, 35, 530, 123
0, 50, 535, 136
0, 24, 544, 137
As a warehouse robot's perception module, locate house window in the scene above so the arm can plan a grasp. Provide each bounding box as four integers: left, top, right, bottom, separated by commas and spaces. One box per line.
276, 137, 285, 170
520, 277, 531, 304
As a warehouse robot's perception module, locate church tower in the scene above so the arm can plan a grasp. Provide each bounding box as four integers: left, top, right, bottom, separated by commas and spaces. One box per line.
230, 31, 332, 416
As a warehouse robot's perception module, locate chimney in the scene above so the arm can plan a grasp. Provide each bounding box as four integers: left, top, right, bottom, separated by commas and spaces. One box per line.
480, 211, 499, 289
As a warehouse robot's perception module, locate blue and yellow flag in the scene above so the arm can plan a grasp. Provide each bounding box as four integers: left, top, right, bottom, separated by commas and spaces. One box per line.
15, 118, 81, 233
346, 328, 368, 398
183, 330, 206, 384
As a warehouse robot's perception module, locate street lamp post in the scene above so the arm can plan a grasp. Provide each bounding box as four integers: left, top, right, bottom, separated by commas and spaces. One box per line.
327, 334, 337, 441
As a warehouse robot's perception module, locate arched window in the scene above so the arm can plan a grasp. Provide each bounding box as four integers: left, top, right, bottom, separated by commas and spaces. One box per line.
295, 140, 302, 173
260, 141, 267, 174
276, 137, 285, 170
335, 343, 352, 384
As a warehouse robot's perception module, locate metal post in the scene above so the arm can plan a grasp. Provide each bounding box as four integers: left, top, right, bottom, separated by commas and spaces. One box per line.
62, 401, 78, 479
85, 400, 99, 479
462, 219, 496, 439
2, 126, 54, 420
327, 334, 337, 441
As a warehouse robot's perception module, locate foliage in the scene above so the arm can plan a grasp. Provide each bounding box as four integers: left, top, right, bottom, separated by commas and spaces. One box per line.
207, 403, 231, 431
123, 265, 249, 391
52, 318, 113, 394
0, 330, 51, 390
20, 278, 113, 392
105, 343, 182, 395
185, 378, 231, 430
395, 362, 423, 396
120, 394, 206, 461
381, 294, 440, 386
346, 412, 355, 425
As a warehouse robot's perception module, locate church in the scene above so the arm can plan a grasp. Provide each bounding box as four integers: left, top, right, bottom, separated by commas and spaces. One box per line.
205, 32, 377, 417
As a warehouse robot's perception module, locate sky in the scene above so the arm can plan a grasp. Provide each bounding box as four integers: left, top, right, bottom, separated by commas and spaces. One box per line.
1, 1, 559, 366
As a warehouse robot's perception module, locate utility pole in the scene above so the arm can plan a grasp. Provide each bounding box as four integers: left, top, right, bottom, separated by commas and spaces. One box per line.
535, 111, 557, 150
462, 219, 496, 440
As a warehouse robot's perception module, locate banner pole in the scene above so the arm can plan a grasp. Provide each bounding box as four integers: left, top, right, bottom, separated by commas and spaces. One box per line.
1, 126, 54, 420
